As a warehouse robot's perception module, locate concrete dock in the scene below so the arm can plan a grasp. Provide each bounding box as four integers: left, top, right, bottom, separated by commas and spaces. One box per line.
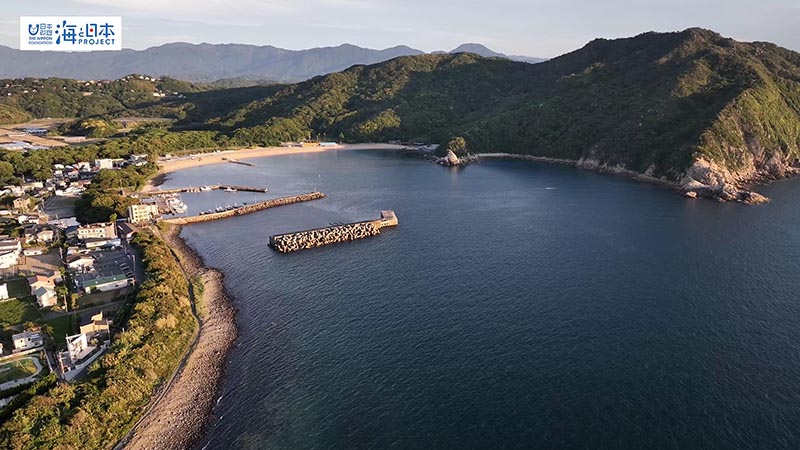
162, 192, 326, 225
141, 184, 269, 196
269, 210, 398, 253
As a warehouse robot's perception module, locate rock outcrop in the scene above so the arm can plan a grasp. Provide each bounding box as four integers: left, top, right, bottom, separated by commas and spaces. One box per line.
680, 159, 770, 204
440, 150, 461, 166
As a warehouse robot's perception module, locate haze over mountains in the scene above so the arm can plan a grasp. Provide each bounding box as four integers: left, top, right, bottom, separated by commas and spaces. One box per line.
0, 42, 545, 83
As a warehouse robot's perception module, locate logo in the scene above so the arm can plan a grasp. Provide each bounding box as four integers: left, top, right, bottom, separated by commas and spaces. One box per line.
20, 16, 122, 51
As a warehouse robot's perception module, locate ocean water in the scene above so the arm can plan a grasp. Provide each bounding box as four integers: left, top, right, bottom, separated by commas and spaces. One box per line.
159, 150, 800, 450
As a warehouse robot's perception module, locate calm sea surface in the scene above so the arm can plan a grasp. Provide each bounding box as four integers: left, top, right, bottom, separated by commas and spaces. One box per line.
158, 150, 800, 450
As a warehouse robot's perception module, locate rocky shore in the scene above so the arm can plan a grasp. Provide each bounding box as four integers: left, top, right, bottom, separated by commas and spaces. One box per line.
123, 225, 238, 450
475, 153, 777, 204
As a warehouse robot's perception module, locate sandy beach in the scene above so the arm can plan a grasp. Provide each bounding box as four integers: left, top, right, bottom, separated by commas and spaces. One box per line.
144, 143, 407, 191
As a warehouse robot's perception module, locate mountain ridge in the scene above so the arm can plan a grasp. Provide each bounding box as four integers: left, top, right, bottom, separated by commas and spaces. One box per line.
178, 27, 800, 202
2, 28, 798, 202
0, 42, 543, 83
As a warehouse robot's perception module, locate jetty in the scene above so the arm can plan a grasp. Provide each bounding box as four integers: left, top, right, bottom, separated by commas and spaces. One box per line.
162, 192, 325, 225
269, 210, 398, 253
222, 157, 256, 167
141, 184, 269, 196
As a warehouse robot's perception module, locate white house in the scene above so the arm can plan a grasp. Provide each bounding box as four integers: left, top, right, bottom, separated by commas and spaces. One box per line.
34, 286, 57, 308
12, 331, 43, 351
77, 222, 117, 241
66, 333, 90, 361
0, 238, 21, 269
127, 204, 160, 224
95, 159, 114, 170
66, 254, 95, 270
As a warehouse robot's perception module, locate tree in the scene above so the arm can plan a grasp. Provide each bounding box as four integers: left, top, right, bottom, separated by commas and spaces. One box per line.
441, 136, 469, 157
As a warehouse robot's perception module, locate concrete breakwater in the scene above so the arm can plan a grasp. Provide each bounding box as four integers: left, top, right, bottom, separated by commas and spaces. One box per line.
270, 210, 398, 253
162, 192, 325, 225
141, 184, 269, 196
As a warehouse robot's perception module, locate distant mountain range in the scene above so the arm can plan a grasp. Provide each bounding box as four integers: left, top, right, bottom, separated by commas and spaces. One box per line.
0, 42, 545, 83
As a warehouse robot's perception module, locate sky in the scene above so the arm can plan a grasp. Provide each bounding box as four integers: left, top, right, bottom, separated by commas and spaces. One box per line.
2, 0, 799, 58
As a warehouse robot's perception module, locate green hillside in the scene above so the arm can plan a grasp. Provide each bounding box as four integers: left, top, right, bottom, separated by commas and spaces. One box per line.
155, 28, 800, 200
0, 75, 201, 124
4, 28, 799, 201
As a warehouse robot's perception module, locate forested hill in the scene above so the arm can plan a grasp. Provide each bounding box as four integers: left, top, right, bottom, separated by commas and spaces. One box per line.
0, 75, 202, 124
177, 27, 799, 200
4, 28, 800, 200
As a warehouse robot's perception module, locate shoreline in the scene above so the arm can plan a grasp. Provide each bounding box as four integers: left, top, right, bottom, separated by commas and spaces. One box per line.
123, 225, 238, 450
143, 143, 407, 192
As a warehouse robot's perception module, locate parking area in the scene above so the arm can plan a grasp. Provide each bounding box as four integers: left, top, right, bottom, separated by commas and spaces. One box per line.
42, 195, 77, 220
18, 249, 61, 277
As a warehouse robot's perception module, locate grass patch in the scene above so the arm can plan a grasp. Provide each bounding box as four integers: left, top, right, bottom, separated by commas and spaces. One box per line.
0, 358, 38, 384
5, 279, 30, 299
41, 315, 74, 347
0, 297, 41, 327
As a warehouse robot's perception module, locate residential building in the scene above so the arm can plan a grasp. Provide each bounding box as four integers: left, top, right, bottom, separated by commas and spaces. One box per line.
66, 253, 95, 270
83, 237, 121, 249
118, 222, 138, 241
65, 225, 79, 240
28, 273, 57, 295
34, 285, 57, 308
95, 159, 114, 170
23, 247, 45, 256
76, 222, 117, 241
23, 224, 55, 244
12, 331, 43, 351
79, 312, 112, 339
12, 195, 30, 212
66, 333, 90, 361
0, 238, 21, 269
127, 203, 160, 224
49, 217, 81, 230
75, 271, 130, 293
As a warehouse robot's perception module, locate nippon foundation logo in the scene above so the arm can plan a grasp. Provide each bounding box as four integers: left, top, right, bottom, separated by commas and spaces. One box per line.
20, 16, 122, 51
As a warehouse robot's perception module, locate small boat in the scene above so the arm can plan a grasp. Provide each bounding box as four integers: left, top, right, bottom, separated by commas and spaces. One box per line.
200, 186, 212, 192
224, 187, 237, 192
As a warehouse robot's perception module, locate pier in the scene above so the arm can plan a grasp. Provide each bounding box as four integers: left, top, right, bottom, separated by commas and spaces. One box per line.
269, 210, 398, 253
222, 158, 256, 167
162, 192, 326, 225
141, 184, 269, 196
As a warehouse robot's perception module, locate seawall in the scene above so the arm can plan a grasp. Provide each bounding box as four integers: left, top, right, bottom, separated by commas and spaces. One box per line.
270, 210, 397, 253
162, 192, 325, 225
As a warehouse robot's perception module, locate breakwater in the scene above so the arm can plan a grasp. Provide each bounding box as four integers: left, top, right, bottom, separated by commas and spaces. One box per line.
222, 158, 256, 167
141, 184, 269, 196
162, 192, 325, 225
269, 210, 398, 253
